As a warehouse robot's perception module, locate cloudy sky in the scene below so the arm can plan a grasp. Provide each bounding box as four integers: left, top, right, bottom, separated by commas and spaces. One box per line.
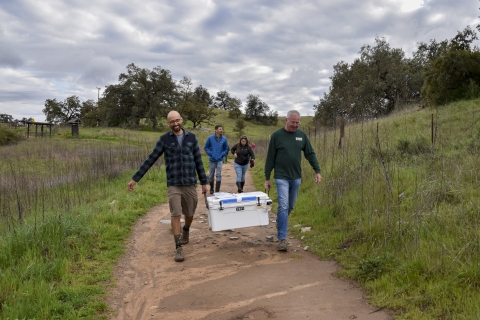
1, 0, 479, 122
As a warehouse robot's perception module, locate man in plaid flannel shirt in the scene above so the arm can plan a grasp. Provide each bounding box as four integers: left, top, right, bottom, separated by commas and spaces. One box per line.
128, 111, 208, 262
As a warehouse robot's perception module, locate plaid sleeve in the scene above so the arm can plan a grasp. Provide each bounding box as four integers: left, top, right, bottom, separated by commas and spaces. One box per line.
132, 138, 164, 182
193, 136, 208, 185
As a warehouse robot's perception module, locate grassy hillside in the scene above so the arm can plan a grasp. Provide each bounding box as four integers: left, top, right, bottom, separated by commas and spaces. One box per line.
249, 100, 480, 319
78, 108, 315, 146
1, 102, 479, 319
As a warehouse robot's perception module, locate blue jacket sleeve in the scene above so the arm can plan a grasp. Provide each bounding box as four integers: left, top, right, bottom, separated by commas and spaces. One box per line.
222, 139, 229, 158
204, 137, 212, 157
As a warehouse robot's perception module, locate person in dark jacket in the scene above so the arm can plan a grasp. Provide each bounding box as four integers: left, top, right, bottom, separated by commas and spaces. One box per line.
231, 135, 255, 193
264, 110, 322, 251
128, 111, 208, 262
204, 125, 229, 194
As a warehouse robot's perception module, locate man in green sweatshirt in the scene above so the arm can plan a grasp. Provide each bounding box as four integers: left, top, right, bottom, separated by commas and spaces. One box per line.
264, 110, 322, 251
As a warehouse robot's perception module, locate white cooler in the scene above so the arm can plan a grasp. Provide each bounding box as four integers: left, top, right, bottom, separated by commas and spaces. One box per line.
205, 191, 273, 232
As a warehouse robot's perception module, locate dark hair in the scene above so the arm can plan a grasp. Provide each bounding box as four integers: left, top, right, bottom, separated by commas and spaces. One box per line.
215, 124, 223, 130
236, 136, 251, 154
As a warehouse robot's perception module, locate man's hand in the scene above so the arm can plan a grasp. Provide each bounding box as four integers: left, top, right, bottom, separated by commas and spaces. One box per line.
315, 173, 322, 184
128, 180, 136, 191
201, 184, 207, 194
264, 180, 271, 190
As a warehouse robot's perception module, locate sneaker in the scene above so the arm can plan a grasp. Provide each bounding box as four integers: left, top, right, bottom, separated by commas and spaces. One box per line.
174, 247, 184, 262
181, 229, 189, 245
278, 240, 288, 251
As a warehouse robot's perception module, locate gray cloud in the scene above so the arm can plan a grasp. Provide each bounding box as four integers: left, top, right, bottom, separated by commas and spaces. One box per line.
0, 0, 478, 121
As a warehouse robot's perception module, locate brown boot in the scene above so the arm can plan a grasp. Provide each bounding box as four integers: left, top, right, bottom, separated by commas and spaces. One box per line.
174, 247, 184, 262
181, 227, 189, 245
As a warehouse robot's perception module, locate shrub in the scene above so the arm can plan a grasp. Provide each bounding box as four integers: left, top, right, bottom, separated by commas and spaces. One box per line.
396, 136, 430, 156
0, 126, 23, 146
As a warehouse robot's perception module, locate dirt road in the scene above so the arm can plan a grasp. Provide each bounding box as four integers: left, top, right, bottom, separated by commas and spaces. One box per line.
106, 163, 392, 320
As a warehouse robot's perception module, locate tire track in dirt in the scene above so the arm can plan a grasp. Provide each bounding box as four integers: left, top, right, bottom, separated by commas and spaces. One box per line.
106, 163, 392, 320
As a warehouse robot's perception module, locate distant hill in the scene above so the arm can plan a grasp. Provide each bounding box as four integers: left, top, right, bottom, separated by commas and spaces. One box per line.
185, 109, 315, 142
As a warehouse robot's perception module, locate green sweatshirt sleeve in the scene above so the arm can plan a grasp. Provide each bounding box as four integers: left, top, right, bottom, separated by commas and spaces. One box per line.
303, 134, 321, 173
264, 131, 277, 180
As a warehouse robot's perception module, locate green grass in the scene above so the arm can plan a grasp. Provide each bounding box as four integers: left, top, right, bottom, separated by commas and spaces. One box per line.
2, 102, 480, 318
0, 168, 167, 319
278, 100, 480, 319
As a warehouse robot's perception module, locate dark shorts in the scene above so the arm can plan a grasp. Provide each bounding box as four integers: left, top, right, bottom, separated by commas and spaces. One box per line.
168, 185, 198, 217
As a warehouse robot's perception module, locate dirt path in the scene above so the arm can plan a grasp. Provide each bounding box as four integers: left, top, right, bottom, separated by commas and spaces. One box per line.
106, 162, 392, 320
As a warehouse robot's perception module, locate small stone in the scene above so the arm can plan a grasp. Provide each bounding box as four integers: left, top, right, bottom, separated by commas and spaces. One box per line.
230, 236, 239, 240
303, 246, 309, 251
144, 282, 148, 285
300, 227, 312, 232
301, 236, 305, 240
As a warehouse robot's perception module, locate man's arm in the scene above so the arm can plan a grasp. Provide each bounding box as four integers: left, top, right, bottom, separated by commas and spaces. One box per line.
128, 137, 164, 191
303, 135, 321, 175
194, 137, 208, 185
132, 138, 164, 182
264, 135, 276, 181
204, 137, 212, 157
222, 139, 229, 158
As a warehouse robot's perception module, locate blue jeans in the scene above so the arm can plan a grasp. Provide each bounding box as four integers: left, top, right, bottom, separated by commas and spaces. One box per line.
233, 162, 248, 182
208, 161, 223, 183
275, 178, 301, 240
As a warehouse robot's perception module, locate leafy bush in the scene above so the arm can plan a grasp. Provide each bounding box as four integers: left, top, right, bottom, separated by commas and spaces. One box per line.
0, 126, 23, 145
396, 136, 431, 156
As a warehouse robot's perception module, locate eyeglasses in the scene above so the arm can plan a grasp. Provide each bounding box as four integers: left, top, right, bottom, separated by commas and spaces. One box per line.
288, 119, 301, 125
168, 119, 182, 125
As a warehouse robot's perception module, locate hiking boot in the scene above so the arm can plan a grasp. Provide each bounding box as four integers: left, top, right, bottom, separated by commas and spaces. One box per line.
278, 240, 288, 251
181, 228, 189, 245
236, 182, 242, 193
209, 182, 214, 194
174, 247, 184, 262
